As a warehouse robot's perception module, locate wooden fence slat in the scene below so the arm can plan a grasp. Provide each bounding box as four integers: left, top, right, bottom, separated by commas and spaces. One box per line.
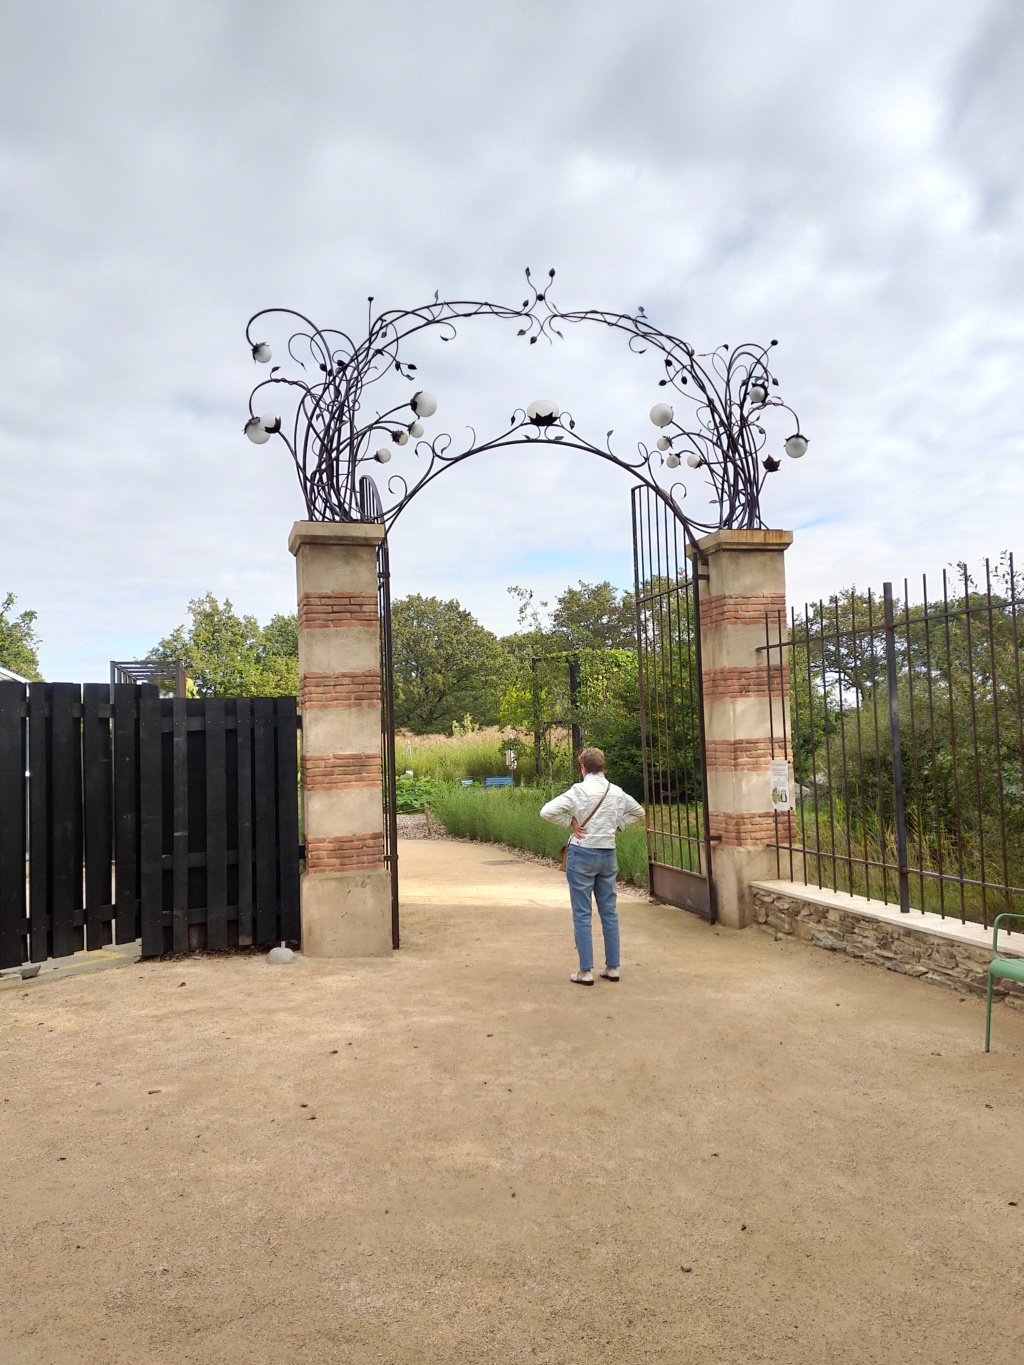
171, 698, 189, 953
275, 698, 301, 942
50, 684, 82, 959
139, 687, 164, 957
253, 699, 277, 944
27, 684, 50, 962
113, 685, 140, 944
82, 684, 113, 949
204, 699, 228, 951
236, 701, 254, 946
0, 682, 27, 969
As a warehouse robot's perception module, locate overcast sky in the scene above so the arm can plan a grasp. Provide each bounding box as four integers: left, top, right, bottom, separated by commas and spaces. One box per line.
1, 0, 1021, 681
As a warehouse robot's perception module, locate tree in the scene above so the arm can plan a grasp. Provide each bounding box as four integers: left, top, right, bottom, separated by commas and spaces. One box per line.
147, 595, 298, 697
505, 581, 636, 656
391, 595, 509, 734
0, 590, 42, 680
550, 580, 636, 650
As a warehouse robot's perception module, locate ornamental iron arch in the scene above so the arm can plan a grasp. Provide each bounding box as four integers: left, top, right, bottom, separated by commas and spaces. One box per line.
246, 271, 808, 938
243, 267, 807, 544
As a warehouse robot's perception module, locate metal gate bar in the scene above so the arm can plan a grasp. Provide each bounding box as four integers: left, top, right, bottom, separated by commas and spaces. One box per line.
378, 537, 400, 950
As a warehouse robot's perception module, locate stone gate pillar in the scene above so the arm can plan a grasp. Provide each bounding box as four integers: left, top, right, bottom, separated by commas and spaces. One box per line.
697, 528, 793, 930
288, 521, 391, 957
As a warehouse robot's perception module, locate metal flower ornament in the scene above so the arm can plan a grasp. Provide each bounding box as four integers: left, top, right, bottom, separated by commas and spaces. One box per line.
243, 268, 807, 540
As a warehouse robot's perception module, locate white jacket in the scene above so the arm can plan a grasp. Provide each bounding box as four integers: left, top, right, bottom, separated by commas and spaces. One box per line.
540, 772, 645, 850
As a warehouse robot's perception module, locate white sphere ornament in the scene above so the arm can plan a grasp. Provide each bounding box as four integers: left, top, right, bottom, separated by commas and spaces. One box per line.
411, 391, 437, 418
686, 453, 701, 469
656, 436, 671, 452
665, 453, 681, 469
409, 422, 424, 438
245, 418, 270, 445
251, 342, 272, 364
650, 402, 674, 428
375, 447, 392, 463
748, 382, 768, 405
784, 433, 809, 459
259, 413, 280, 433
393, 430, 409, 446
526, 398, 560, 424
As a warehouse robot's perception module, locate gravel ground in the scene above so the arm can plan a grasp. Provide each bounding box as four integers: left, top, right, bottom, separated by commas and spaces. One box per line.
2, 838, 1023, 1365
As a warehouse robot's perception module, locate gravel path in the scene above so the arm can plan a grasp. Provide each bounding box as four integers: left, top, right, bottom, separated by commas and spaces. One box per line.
395, 813, 649, 896
1, 839, 1022, 1364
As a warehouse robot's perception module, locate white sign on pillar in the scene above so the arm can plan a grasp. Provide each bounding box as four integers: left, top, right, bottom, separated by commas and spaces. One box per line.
770, 758, 792, 811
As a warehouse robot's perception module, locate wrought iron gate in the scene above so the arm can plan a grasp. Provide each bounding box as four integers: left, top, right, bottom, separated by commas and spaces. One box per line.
361, 474, 400, 950
378, 536, 400, 949
631, 486, 715, 921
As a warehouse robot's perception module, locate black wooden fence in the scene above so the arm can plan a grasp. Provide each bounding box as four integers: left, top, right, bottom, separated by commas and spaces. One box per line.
0, 683, 300, 969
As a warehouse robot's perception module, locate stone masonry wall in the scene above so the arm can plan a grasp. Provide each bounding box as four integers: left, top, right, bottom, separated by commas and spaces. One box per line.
751, 883, 1024, 1008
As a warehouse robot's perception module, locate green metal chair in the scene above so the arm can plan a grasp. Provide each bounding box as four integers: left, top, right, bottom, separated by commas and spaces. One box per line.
985, 913, 1024, 1052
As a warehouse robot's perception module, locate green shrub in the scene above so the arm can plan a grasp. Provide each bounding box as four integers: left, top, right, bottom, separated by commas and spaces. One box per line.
428, 785, 651, 888
394, 773, 439, 813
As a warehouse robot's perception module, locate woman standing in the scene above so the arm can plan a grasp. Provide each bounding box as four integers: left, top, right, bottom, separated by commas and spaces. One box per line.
540, 747, 645, 986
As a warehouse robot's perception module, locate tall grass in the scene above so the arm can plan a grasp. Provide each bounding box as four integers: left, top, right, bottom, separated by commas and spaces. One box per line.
396, 727, 576, 789
397, 729, 520, 784
428, 785, 650, 887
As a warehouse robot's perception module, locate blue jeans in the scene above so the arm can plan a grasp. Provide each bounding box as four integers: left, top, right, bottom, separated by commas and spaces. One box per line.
565, 845, 620, 973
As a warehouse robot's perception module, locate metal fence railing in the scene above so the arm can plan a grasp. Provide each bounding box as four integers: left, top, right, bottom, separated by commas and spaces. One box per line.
764, 557, 1024, 928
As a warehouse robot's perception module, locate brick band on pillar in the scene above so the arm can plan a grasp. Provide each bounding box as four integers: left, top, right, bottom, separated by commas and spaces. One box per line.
298, 592, 379, 629
697, 529, 793, 928
300, 671, 381, 708
289, 521, 392, 957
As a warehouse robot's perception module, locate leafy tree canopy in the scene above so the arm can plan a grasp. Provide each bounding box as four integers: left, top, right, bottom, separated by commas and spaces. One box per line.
504, 580, 635, 658
550, 580, 636, 650
392, 594, 508, 734
147, 594, 298, 697
0, 590, 43, 681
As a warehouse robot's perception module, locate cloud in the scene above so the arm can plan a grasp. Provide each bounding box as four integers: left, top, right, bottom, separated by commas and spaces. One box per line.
0, 0, 1020, 678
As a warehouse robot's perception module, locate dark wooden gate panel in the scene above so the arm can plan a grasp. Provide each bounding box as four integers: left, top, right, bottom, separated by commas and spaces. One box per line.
82, 683, 113, 950
0, 683, 27, 967
0, 685, 300, 969
113, 684, 141, 945
275, 696, 301, 944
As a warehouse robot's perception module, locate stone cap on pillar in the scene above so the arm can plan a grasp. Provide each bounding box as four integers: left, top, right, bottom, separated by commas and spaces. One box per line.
696, 528, 793, 555
289, 521, 386, 556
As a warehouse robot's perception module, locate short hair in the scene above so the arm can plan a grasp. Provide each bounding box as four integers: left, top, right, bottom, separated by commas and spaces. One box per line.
578, 747, 606, 773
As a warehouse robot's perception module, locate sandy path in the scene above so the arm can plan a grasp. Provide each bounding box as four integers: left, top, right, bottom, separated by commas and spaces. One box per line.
1, 838, 1022, 1364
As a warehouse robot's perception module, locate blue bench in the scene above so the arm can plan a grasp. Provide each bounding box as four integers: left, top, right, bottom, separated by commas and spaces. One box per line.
484, 776, 513, 788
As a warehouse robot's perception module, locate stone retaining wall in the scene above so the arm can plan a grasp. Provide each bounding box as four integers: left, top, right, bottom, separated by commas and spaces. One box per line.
750, 880, 1024, 1008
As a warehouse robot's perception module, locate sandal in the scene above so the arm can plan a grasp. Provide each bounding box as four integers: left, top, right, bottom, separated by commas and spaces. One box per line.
600, 968, 620, 982
570, 970, 594, 986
